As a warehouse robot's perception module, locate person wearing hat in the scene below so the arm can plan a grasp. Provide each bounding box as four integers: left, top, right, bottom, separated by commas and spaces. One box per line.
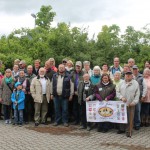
132, 65, 147, 130
0, 69, 14, 124
71, 61, 84, 125
82, 61, 93, 77
117, 71, 140, 137
62, 58, 68, 67
11, 82, 25, 126
19, 60, 27, 73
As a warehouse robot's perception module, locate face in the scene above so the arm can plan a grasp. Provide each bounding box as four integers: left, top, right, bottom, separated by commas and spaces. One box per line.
128, 60, 135, 67
45, 62, 50, 70
19, 71, 25, 78
125, 74, 133, 81
62, 61, 67, 67
17, 85, 22, 90
133, 68, 138, 75
94, 69, 100, 75
145, 62, 150, 69
102, 65, 108, 71
13, 65, 19, 71
123, 66, 130, 73
58, 65, 65, 73
39, 69, 46, 76
83, 74, 90, 82
102, 75, 109, 83
75, 65, 81, 72
6, 71, 11, 77
114, 58, 119, 67
27, 66, 33, 74
49, 61, 54, 66
34, 61, 40, 68
84, 64, 90, 71
114, 73, 120, 81
67, 62, 73, 68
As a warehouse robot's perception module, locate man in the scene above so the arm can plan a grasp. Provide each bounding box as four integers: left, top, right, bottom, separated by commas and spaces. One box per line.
19, 60, 27, 73
132, 65, 147, 130
71, 61, 84, 125
62, 58, 68, 67
109, 57, 123, 79
25, 65, 36, 121
121, 64, 131, 79
82, 61, 93, 77
33, 59, 41, 76
117, 71, 140, 137
51, 64, 74, 127
30, 68, 51, 126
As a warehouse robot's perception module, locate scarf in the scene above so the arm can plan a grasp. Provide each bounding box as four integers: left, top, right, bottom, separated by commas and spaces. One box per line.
5, 77, 13, 84
18, 76, 26, 84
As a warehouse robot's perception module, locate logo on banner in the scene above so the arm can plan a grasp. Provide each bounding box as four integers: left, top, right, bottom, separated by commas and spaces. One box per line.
98, 107, 113, 117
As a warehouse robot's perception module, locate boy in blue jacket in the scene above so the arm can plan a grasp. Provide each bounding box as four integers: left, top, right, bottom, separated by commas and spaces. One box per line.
11, 82, 25, 126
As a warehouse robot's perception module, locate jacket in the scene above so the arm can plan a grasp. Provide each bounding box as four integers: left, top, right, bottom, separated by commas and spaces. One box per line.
0, 78, 14, 105
117, 79, 140, 106
11, 90, 25, 110
30, 76, 51, 103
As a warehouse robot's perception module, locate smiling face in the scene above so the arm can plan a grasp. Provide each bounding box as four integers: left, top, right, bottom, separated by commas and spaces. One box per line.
102, 75, 109, 83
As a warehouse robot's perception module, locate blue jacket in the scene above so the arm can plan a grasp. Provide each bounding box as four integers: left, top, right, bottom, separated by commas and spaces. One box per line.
11, 90, 25, 110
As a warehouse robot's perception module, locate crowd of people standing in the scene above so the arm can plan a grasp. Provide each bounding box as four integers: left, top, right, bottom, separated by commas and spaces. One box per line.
0, 57, 149, 138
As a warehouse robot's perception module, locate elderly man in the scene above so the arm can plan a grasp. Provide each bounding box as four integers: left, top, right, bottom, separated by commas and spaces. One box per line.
128, 58, 135, 69
19, 60, 27, 73
117, 71, 140, 137
110, 57, 123, 79
30, 68, 51, 126
82, 61, 93, 77
132, 65, 147, 130
51, 64, 74, 127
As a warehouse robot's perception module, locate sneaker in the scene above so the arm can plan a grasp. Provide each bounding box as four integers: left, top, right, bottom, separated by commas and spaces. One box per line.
19, 123, 22, 127
53, 122, 58, 126
5, 120, 9, 124
8, 119, 11, 124
87, 126, 91, 131
64, 123, 69, 127
35, 123, 39, 127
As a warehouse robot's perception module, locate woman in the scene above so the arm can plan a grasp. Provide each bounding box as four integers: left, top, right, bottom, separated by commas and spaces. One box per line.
113, 71, 123, 100
0, 69, 14, 124
49, 58, 58, 72
65, 60, 74, 74
90, 66, 101, 85
88, 74, 116, 132
16, 70, 30, 123
101, 63, 110, 76
141, 68, 150, 127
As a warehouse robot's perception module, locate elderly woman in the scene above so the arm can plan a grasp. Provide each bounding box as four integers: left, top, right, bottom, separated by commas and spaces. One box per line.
87, 73, 116, 133
141, 68, 150, 127
65, 60, 74, 74
113, 71, 123, 99
90, 66, 101, 85
49, 58, 58, 72
0, 69, 14, 124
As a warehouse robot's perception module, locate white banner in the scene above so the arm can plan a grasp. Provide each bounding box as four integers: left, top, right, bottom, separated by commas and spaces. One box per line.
86, 100, 127, 123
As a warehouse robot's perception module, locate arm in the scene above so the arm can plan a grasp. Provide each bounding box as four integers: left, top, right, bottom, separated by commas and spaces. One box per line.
70, 80, 74, 96
30, 78, 36, 99
142, 79, 147, 97
131, 83, 140, 105
106, 88, 116, 100
17, 92, 25, 104
11, 92, 16, 102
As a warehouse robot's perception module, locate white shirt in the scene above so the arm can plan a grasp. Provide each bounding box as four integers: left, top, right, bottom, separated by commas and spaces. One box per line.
40, 78, 47, 94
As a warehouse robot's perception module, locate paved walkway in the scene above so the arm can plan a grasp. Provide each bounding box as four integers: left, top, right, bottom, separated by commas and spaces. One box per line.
0, 121, 149, 150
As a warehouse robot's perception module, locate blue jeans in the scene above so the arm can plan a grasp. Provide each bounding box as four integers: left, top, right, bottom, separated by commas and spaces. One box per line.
14, 109, 23, 124
134, 102, 141, 127
54, 96, 68, 124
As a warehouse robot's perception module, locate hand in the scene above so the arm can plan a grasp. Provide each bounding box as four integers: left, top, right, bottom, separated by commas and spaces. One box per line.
14, 101, 18, 105
86, 97, 90, 101
22, 89, 26, 92
129, 102, 135, 107
50, 95, 53, 100
140, 97, 145, 102
74, 91, 78, 96
121, 97, 127, 103
69, 96, 73, 101
105, 98, 108, 101
0, 98, 2, 103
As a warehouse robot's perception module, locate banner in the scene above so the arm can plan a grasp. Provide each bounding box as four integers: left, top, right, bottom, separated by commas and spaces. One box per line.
86, 100, 127, 123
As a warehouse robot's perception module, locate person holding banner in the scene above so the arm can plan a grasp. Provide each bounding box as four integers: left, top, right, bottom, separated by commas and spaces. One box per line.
117, 71, 140, 137
78, 73, 94, 131
88, 73, 116, 133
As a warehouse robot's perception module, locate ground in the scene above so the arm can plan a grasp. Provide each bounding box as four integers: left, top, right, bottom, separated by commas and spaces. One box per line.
0, 121, 150, 150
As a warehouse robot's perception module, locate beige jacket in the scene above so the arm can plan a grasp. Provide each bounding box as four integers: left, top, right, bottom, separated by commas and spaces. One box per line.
30, 76, 51, 103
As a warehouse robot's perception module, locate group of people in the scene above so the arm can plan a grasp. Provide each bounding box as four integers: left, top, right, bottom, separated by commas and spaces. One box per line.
0, 57, 149, 138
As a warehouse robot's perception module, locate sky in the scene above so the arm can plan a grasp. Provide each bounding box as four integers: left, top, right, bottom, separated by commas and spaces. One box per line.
0, 0, 150, 38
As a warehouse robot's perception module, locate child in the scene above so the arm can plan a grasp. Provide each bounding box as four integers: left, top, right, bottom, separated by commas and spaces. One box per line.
11, 82, 25, 126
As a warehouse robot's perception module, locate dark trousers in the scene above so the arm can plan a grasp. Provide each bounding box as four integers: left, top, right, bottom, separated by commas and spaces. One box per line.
54, 96, 68, 124
73, 95, 80, 123
3, 105, 11, 120
81, 101, 90, 127
24, 94, 34, 122
47, 100, 55, 122
98, 122, 109, 131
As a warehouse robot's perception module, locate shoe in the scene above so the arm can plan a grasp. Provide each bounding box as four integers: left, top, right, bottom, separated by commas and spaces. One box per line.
24, 122, 29, 125
53, 122, 58, 126
41, 122, 48, 125
87, 126, 91, 131
12, 123, 16, 125
19, 123, 22, 127
126, 132, 131, 138
97, 128, 103, 132
5, 120, 9, 124
117, 130, 125, 134
145, 123, 149, 127
64, 123, 69, 127
71, 121, 79, 125
35, 123, 39, 127
0, 116, 3, 120
8, 119, 11, 124
79, 126, 86, 129
134, 126, 140, 130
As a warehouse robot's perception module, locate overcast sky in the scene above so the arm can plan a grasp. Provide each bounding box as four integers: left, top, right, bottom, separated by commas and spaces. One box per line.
0, 0, 150, 38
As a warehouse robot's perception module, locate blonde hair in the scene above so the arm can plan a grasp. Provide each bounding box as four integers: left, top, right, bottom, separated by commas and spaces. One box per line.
143, 68, 150, 78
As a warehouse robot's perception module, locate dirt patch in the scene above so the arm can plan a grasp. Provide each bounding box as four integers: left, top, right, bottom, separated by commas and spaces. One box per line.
101, 142, 150, 150
26, 126, 90, 137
